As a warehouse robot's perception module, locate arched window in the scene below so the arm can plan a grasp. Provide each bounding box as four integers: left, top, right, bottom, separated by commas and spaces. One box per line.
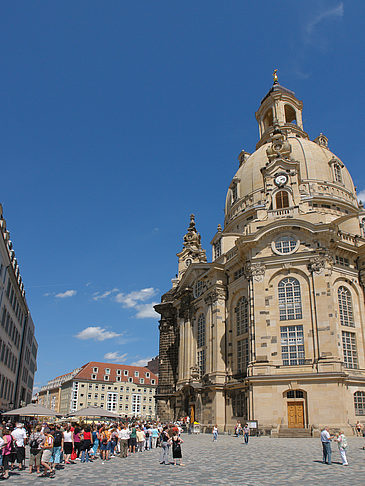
263, 108, 273, 131
275, 191, 289, 209
338, 286, 354, 327
278, 277, 302, 321
354, 391, 365, 416
197, 314, 206, 348
334, 164, 342, 183
235, 297, 249, 335
284, 104, 297, 124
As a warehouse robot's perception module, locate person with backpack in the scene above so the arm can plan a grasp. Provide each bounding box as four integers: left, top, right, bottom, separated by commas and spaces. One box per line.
1, 428, 13, 479
50, 424, 63, 471
39, 428, 55, 478
28, 425, 44, 474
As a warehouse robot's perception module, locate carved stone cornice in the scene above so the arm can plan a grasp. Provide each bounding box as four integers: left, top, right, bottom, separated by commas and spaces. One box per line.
204, 287, 226, 305
308, 253, 334, 275
245, 262, 266, 282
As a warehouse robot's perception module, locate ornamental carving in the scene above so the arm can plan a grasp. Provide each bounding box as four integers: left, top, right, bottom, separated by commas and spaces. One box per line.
308, 254, 334, 275
204, 288, 226, 305
190, 365, 200, 381
266, 128, 292, 162
359, 269, 365, 288
245, 262, 266, 282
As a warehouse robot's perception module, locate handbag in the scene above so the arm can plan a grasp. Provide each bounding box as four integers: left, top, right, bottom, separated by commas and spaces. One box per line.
71, 448, 77, 461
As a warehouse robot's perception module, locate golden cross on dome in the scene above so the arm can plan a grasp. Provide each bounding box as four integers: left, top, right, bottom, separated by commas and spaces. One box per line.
273, 69, 278, 84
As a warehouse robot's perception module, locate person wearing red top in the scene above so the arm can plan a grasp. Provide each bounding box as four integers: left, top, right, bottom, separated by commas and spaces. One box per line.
80, 426, 93, 463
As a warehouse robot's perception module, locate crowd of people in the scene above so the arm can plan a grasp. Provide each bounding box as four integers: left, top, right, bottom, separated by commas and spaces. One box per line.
0, 420, 185, 480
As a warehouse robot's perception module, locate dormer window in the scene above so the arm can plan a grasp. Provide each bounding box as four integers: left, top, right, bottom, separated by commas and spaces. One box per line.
232, 183, 238, 204
104, 375, 109, 381
135, 371, 139, 377
146, 372, 150, 378
116, 369, 121, 375
93, 367, 98, 373
140, 378, 144, 384
275, 191, 289, 209
214, 239, 222, 260
105, 368, 110, 374
124, 370, 129, 376
334, 163, 342, 183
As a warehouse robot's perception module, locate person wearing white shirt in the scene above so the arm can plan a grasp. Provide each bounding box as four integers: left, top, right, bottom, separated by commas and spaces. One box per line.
320, 427, 333, 465
11, 423, 27, 470
118, 425, 130, 458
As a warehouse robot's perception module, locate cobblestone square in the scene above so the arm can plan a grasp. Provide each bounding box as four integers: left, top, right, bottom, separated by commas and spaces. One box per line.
5, 434, 365, 485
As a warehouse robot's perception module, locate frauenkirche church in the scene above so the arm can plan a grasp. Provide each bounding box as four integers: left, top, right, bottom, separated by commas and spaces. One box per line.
155, 73, 365, 435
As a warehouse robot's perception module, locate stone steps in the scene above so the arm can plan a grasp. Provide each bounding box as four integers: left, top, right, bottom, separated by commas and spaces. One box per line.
278, 427, 312, 438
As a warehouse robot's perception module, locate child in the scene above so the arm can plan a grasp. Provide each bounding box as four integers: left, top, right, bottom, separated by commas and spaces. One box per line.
170, 431, 184, 466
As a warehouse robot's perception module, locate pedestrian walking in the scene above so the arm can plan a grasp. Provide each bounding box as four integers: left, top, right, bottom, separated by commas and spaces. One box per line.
243, 424, 250, 444
11, 423, 27, 471
320, 426, 333, 465
335, 431, 349, 466
355, 421, 362, 437
212, 425, 218, 442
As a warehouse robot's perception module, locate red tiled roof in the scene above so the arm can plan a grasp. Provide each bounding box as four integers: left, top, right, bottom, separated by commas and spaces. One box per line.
74, 362, 158, 385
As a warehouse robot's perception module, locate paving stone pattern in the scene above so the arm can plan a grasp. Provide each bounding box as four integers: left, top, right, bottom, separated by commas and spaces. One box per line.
5, 434, 365, 485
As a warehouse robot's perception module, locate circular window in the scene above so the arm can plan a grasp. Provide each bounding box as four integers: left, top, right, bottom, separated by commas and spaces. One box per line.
272, 235, 299, 255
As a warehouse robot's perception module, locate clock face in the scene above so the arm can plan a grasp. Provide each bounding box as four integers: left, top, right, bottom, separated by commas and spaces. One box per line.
274, 174, 288, 186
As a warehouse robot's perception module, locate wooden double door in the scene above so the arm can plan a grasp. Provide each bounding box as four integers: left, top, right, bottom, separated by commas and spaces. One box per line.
287, 401, 304, 428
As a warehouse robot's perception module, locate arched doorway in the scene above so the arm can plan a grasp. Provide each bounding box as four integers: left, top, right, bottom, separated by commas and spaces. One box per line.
284, 389, 307, 428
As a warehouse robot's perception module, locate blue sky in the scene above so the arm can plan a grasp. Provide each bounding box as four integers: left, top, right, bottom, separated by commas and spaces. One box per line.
0, 1, 363, 391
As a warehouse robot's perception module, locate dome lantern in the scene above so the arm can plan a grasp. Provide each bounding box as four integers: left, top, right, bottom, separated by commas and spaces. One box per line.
255, 71, 308, 149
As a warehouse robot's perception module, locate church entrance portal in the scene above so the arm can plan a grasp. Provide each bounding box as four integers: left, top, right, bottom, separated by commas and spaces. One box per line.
287, 402, 304, 428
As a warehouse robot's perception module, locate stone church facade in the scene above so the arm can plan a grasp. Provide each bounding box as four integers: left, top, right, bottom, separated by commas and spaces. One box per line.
155, 77, 365, 434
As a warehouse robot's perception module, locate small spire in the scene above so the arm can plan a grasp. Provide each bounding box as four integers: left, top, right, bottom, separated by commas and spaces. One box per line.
273, 69, 278, 85
217, 224, 222, 233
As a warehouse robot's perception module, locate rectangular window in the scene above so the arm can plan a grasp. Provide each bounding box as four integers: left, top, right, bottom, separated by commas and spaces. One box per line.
342, 331, 358, 369
134, 371, 139, 377
107, 392, 117, 411
105, 368, 110, 374
116, 376, 121, 382
116, 369, 121, 375
104, 375, 109, 381
93, 367, 98, 373
146, 372, 150, 378
237, 338, 249, 373
140, 378, 144, 384
197, 349, 206, 377
91, 374, 97, 380
151, 379, 155, 385
280, 325, 305, 365
124, 370, 128, 376
132, 394, 141, 414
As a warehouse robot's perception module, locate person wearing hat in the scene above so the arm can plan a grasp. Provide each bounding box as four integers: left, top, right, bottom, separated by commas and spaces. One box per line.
11, 423, 27, 471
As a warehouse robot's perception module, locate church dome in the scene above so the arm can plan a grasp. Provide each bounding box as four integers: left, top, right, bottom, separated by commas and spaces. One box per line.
224, 79, 359, 227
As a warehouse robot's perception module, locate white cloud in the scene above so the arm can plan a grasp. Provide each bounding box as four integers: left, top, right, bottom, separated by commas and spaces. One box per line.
135, 302, 159, 319
357, 190, 365, 202
55, 289, 77, 299
130, 357, 152, 367
305, 3, 344, 36
104, 352, 128, 363
93, 288, 119, 301
75, 326, 122, 341
115, 288, 157, 308
43, 292, 51, 297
